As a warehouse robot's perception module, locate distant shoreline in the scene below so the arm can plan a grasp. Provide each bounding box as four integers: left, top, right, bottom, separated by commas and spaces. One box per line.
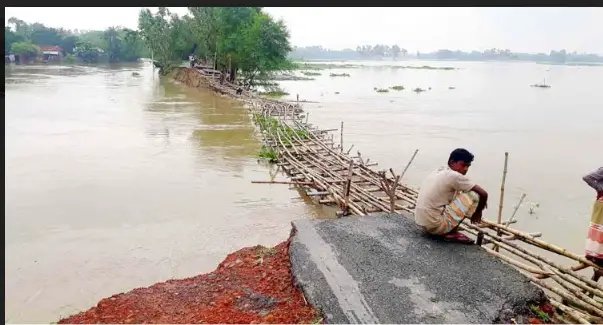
292, 58, 603, 67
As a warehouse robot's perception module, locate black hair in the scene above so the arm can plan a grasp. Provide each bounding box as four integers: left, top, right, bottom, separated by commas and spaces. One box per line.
448, 148, 474, 165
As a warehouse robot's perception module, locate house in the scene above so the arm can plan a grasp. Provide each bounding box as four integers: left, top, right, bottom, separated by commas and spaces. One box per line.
39, 45, 63, 62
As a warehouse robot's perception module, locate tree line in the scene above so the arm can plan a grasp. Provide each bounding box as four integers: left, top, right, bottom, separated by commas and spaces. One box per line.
289, 44, 409, 61
289, 45, 603, 64
137, 7, 293, 85
5, 17, 148, 63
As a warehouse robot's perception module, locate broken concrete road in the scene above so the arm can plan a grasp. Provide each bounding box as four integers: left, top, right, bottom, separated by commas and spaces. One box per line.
289, 213, 546, 324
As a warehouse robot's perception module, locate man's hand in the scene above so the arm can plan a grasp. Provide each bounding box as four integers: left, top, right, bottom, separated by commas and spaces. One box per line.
471, 210, 483, 224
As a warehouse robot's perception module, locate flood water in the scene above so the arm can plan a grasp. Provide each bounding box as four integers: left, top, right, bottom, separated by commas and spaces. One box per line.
4, 61, 603, 322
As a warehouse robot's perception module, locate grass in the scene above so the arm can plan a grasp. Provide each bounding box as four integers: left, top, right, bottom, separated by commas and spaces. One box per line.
389, 85, 404, 91
258, 146, 278, 162
260, 90, 290, 97
529, 305, 551, 323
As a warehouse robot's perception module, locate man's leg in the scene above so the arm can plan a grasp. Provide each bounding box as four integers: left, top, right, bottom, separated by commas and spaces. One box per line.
425, 191, 480, 243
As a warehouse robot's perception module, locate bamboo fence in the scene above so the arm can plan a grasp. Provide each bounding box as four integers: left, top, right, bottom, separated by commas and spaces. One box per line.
193, 68, 603, 324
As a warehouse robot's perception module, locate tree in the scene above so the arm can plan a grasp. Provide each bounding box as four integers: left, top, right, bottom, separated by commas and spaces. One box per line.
391, 45, 400, 60
11, 41, 39, 62
5, 27, 24, 54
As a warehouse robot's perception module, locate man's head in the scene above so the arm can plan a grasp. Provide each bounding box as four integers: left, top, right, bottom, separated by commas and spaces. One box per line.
448, 148, 474, 175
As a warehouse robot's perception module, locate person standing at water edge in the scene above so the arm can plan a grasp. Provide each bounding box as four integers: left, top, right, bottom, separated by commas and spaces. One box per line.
582, 167, 603, 280
414, 148, 489, 244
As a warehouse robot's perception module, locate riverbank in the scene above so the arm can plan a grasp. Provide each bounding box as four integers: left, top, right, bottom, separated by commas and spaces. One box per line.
58, 234, 320, 324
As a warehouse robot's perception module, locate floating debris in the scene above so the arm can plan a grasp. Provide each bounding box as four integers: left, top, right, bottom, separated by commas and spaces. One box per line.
329, 73, 351, 77
413, 88, 426, 93
389, 85, 404, 91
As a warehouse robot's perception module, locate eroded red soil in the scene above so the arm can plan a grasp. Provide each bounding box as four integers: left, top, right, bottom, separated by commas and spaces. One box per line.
59, 240, 320, 324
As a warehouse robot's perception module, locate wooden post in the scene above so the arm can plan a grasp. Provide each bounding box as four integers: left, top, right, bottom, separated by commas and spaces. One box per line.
495, 152, 509, 252
340, 121, 344, 153
343, 160, 354, 215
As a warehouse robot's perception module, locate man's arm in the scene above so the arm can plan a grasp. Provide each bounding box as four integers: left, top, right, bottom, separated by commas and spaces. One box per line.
470, 184, 489, 224
452, 173, 488, 223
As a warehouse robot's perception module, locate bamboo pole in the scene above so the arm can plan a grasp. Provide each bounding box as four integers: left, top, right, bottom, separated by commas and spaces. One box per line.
549, 273, 603, 313
343, 160, 354, 216
251, 180, 315, 185
462, 223, 602, 290
495, 152, 509, 252
550, 300, 591, 325
340, 121, 344, 153
530, 276, 603, 318
480, 220, 600, 269
482, 246, 553, 276
506, 193, 527, 227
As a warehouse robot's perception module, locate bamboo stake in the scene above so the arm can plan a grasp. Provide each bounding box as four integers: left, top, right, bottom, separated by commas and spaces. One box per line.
346, 144, 355, 155
340, 121, 344, 153
506, 193, 527, 227
495, 152, 509, 252
343, 160, 354, 216
394, 149, 419, 189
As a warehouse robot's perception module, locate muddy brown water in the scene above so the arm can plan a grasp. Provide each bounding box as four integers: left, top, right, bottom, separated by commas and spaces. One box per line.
5, 61, 603, 322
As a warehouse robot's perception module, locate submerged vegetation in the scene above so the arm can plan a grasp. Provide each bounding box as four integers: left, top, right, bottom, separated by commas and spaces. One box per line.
138, 7, 293, 82
329, 73, 351, 77
302, 71, 322, 76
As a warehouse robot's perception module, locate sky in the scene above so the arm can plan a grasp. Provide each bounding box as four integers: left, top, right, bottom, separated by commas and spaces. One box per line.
5, 7, 603, 54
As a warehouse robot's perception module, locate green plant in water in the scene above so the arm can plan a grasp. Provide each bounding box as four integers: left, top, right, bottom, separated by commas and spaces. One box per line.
258, 146, 278, 162
529, 305, 551, 323
390, 85, 404, 91
302, 71, 321, 76
413, 87, 426, 93
330, 73, 350, 77
375, 88, 389, 93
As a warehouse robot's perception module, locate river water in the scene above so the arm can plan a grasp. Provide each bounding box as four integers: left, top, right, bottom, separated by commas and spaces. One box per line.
4, 61, 603, 322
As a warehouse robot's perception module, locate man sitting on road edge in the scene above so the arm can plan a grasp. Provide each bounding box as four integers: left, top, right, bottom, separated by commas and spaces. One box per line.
414, 148, 489, 244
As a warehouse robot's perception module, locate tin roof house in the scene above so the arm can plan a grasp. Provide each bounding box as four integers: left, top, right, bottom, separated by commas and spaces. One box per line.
39, 46, 63, 62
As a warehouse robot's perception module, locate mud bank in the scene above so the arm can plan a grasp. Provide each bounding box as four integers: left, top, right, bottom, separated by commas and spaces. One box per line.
58, 234, 320, 324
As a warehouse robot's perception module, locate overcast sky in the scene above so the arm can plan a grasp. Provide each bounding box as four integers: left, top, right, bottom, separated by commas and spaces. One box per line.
5, 7, 603, 54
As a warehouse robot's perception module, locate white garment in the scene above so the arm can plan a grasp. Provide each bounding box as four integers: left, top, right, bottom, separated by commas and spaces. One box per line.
414, 166, 475, 229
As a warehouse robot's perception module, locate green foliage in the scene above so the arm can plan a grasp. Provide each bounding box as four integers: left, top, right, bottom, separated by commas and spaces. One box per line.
10, 41, 39, 57
139, 7, 292, 82
529, 305, 551, 323
389, 85, 404, 91
374, 88, 389, 93
64, 54, 76, 64
5, 16, 147, 63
